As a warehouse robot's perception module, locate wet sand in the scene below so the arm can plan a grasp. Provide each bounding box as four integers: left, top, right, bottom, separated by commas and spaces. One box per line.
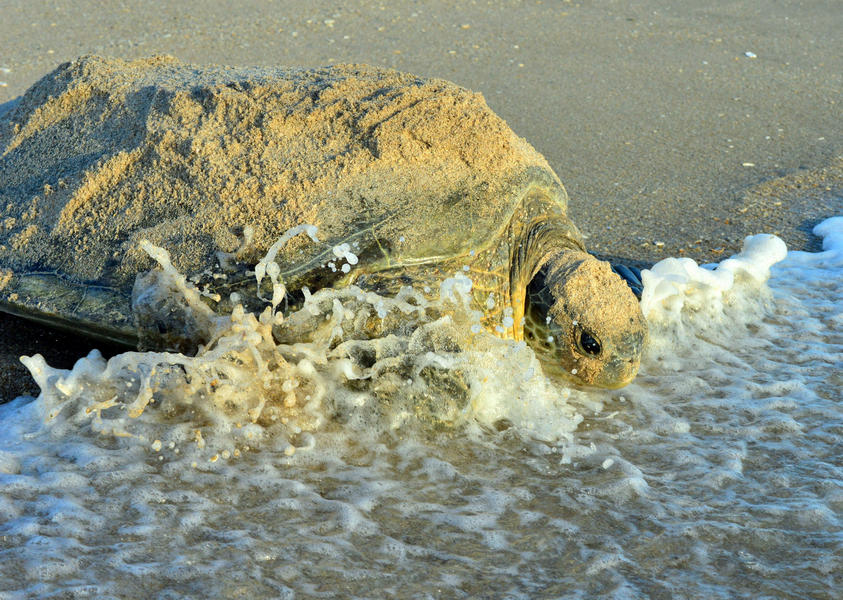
0, 0, 840, 400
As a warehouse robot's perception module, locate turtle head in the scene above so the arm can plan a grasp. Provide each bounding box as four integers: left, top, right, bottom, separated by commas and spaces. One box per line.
523, 251, 647, 388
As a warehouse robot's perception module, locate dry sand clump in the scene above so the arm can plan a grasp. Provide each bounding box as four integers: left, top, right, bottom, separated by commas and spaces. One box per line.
0, 55, 556, 291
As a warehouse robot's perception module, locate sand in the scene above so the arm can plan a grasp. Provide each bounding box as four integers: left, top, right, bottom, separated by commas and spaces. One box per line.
0, 0, 840, 400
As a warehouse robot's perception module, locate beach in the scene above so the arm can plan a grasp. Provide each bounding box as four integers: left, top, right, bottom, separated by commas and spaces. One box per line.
0, 1, 840, 393
0, 4, 841, 598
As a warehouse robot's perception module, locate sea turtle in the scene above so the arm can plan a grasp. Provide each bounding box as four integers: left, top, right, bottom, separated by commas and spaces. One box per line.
0, 55, 646, 388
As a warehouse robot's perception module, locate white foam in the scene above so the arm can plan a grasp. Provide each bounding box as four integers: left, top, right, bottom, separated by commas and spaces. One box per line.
438, 272, 473, 301
640, 233, 787, 320
781, 216, 843, 268
332, 242, 359, 266
254, 224, 319, 312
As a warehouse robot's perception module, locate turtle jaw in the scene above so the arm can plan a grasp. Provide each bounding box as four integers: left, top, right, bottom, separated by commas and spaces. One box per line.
592, 355, 641, 389
527, 352, 639, 389
589, 328, 646, 388
535, 347, 642, 389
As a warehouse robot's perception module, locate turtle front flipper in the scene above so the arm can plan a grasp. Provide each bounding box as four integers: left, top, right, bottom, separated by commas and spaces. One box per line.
611, 264, 644, 300
0, 271, 138, 347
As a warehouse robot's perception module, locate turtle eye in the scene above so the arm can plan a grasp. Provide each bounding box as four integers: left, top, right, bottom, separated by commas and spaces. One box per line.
578, 329, 602, 356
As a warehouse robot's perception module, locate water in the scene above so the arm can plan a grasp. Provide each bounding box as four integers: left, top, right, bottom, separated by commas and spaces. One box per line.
1, 218, 841, 599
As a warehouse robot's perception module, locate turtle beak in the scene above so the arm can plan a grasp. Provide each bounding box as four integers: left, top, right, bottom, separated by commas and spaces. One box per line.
596, 330, 646, 388
599, 359, 640, 389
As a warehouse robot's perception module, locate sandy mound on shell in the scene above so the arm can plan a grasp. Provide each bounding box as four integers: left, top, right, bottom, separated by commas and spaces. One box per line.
0, 55, 556, 289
